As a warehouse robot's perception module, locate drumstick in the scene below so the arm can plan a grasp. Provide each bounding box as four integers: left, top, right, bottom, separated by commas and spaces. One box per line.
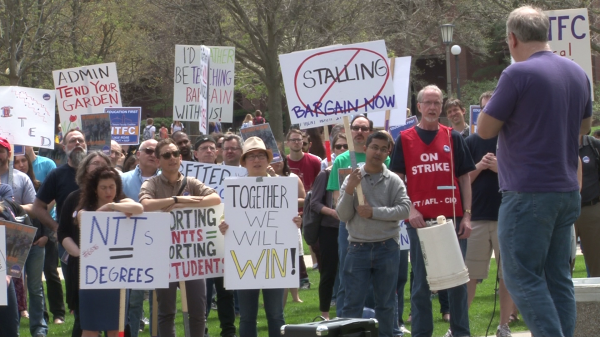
384, 58, 396, 132
118, 289, 126, 337
151, 291, 158, 337
342, 116, 365, 205
180, 281, 191, 337
324, 126, 331, 167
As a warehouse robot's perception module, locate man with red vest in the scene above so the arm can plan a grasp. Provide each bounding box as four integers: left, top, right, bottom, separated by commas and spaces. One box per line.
390, 85, 475, 337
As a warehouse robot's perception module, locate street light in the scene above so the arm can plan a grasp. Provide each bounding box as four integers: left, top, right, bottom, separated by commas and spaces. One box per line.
451, 45, 462, 100
440, 24, 455, 97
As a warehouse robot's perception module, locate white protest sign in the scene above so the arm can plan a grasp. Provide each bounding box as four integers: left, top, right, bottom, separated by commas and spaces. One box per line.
208, 46, 235, 123
174, 45, 203, 122
223, 176, 299, 290
179, 161, 247, 200
199, 46, 211, 134
0, 87, 55, 149
545, 8, 593, 97
368, 56, 411, 128
399, 220, 410, 250
53, 62, 122, 132
168, 204, 225, 281
0, 226, 6, 305
279, 40, 396, 128
79, 212, 171, 290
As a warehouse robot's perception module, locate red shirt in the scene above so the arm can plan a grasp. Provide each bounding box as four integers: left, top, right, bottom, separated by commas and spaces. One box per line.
288, 153, 322, 192
401, 124, 463, 219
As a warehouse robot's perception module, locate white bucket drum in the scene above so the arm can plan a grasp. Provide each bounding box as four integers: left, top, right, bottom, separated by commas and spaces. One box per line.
416, 216, 469, 291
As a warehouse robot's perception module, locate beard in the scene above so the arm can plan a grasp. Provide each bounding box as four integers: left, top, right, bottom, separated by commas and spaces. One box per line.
67, 147, 87, 167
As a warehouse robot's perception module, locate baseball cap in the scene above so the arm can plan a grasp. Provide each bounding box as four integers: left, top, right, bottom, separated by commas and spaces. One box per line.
194, 135, 216, 151
0, 137, 11, 152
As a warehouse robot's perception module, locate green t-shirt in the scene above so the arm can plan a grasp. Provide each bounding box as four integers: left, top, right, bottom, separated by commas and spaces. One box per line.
326, 151, 390, 191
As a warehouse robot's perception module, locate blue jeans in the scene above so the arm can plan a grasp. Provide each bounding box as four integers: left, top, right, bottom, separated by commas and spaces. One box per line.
342, 238, 400, 337
238, 288, 284, 337
499, 191, 580, 337
408, 227, 469, 337
0, 278, 19, 337
128, 289, 146, 337
393, 249, 409, 335
336, 221, 348, 317
26, 244, 48, 336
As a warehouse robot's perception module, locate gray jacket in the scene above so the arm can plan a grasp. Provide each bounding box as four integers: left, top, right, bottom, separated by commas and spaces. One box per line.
337, 164, 411, 243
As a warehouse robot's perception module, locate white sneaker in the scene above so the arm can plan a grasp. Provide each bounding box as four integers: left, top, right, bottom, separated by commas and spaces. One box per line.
496, 323, 512, 337
442, 329, 453, 337
399, 325, 411, 334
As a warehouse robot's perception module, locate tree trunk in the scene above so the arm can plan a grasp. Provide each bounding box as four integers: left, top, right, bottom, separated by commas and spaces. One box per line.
266, 80, 283, 143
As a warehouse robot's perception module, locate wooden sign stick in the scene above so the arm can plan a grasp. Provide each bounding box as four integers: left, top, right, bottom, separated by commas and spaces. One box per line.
342, 116, 365, 205
118, 289, 126, 337
323, 126, 331, 167
180, 281, 191, 337
384, 58, 396, 132
151, 291, 158, 337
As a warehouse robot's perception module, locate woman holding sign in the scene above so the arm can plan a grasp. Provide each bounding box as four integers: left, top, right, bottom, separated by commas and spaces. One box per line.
219, 137, 303, 337
61, 164, 143, 337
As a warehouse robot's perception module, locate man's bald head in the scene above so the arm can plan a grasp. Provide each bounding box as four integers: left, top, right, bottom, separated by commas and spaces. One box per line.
110, 140, 123, 166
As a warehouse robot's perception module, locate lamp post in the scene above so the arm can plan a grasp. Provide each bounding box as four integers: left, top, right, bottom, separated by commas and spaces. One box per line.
440, 24, 455, 97
451, 45, 462, 100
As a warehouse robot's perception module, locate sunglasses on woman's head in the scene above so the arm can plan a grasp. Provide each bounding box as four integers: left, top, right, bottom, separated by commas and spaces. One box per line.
159, 150, 180, 159
335, 144, 348, 150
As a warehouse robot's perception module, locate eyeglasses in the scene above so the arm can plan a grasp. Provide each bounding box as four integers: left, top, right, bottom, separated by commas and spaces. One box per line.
368, 145, 389, 154
246, 153, 267, 161
303, 142, 309, 146
334, 144, 348, 150
140, 148, 155, 155
223, 147, 240, 152
198, 146, 216, 152
110, 150, 122, 156
420, 101, 442, 107
159, 150, 181, 159
351, 126, 370, 132
288, 139, 303, 143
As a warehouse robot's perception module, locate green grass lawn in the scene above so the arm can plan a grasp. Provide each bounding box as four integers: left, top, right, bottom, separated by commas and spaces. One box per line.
24, 256, 589, 337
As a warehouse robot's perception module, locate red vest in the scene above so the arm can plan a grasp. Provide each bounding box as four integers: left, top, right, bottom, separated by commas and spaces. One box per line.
401, 124, 463, 219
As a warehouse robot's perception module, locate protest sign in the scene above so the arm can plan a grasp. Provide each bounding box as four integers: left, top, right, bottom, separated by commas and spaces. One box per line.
105, 107, 141, 145
81, 113, 111, 155
2, 220, 37, 278
168, 204, 225, 281
79, 212, 171, 290
399, 220, 410, 250
13, 146, 25, 156
389, 115, 417, 141
174, 45, 203, 123
0, 87, 55, 149
223, 176, 299, 289
469, 106, 481, 135
199, 46, 210, 134
179, 161, 247, 199
53, 62, 122, 132
0, 226, 6, 305
208, 46, 235, 123
545, 8, 593, 96
239, 123, 282, 163
368, 56, 412, 128
279, 40, 395, 128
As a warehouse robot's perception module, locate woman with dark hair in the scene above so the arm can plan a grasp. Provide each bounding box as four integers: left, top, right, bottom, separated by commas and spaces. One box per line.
14, 154, 41, 190
61, 166, 143, 337
306, 127, 326, 160
57, 151, 111, 337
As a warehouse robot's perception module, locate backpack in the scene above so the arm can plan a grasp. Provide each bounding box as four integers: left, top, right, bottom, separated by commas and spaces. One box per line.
302, 190, 321, 246
252, 116, 265, 125
142, 126, 153, 141
583, 135, 600, 180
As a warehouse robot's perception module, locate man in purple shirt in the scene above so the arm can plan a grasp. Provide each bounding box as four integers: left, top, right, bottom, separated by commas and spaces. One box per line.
477, 6, 592, 337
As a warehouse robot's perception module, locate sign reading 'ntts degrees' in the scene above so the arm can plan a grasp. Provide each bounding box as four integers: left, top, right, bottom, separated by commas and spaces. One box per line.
79, 212, 171, 290
279, 40, 396, 128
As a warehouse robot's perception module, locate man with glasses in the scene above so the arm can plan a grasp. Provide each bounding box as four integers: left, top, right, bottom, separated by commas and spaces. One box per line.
120, 139, 159, 336
140, 138, 221, 337
213, 133, 225, 164
194, 135, 218, 164
109, 140, 124, 170
477, 6, 592, 337
390, 85, 474, 337
337, 131, 410, 337
326, 115, 390, 316
172, 130, 194, 161
34, 129, 88, 337
221, 134, 244, 167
